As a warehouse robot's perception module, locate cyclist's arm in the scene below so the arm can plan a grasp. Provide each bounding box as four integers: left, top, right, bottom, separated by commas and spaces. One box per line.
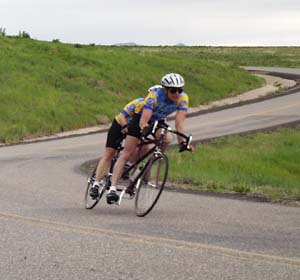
116, 113, 127, 127
140, 108, 152, 130
115, 113, 129, 133
139, 93, 157, 130
175, 110, 187, 144
117, 97, 143, 127
175, 110, 195, 153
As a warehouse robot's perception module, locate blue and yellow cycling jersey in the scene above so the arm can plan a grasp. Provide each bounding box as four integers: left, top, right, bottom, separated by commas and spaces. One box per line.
115, 98, 144, 124
135, 87, 189, 122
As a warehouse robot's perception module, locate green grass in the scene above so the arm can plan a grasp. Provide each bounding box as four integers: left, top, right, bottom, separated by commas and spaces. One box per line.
132, 46, 300, 67
167, 128, 300, 204
0, 36, 265, 143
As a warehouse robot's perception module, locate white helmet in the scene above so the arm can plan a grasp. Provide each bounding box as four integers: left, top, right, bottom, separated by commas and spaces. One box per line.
161, 73, 185, 88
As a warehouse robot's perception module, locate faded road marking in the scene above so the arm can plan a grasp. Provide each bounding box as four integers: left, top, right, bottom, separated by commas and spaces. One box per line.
1, 212, 300, 269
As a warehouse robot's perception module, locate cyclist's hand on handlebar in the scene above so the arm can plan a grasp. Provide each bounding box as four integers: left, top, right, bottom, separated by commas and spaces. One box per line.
179, 141, 195, 153
141, 125, 152, 137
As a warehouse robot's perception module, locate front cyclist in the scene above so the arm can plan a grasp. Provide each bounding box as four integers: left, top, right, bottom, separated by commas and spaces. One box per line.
107, 73, 194, 204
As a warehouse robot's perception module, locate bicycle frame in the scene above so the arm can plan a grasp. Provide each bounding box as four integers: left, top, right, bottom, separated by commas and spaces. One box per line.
85, 120, 192, 210
107, 137, 161, 205
112, 121, 192, 205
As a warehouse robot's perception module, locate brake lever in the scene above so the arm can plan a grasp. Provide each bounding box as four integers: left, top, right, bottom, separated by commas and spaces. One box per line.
151, 120, 158, 134
186, 135, 192, 150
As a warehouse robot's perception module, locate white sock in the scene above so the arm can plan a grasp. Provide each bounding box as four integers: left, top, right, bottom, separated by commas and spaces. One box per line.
109, 186, 117, 192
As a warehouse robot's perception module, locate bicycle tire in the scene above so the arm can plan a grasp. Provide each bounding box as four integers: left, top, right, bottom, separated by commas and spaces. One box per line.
135, 154, 168, 217
84, 167, 106, 209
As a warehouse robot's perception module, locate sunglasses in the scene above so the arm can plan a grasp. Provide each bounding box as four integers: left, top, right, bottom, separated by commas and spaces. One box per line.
168, 88, 183, 94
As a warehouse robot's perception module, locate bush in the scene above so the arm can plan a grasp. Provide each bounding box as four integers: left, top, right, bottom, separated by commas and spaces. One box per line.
18, 30, 31, 38
0, 27, 6, 36
74, 43, 83, 48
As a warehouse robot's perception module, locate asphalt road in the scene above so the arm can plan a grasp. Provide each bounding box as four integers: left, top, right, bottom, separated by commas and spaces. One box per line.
1, 68, 300, 279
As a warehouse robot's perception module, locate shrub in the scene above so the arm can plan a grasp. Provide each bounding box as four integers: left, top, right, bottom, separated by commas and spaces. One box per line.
0, 27, 6, 36
18, 30, 31, 38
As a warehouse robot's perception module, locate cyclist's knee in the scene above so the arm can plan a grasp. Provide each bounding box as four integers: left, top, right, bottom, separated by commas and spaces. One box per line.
121, 136, 139, 160
163, 138, 171, 146
119, 150, 131, 161
164, 132, 172, 146
102, 148, 116, 160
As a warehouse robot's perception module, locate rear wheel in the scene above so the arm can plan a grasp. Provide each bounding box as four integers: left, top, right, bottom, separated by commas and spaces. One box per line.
135, 154, 168, 217
84, 167, 106, 209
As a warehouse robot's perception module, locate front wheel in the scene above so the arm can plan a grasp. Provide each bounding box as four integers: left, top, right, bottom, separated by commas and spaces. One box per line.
135, 154, 168, 217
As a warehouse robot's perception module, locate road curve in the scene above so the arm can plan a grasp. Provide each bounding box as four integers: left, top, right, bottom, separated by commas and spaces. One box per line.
245, 66, 300, 80
0, 67, 299, 280
182, 89, 300, 143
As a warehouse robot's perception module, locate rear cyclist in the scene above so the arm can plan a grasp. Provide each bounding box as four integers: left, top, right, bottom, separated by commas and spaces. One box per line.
107, 73, 194, 204
90, 97, 144, 199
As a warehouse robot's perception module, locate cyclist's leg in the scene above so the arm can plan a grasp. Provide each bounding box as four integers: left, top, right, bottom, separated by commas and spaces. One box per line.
108, 114, 141, 203
91, 120, 123, 198
91, 152, 117, 198
94, 147, 116, 181
155, 129, 172, 151
110, 135, 139, 189
97, 119, 124, 180
107, 136, 139, 203
162, 131, 172, 150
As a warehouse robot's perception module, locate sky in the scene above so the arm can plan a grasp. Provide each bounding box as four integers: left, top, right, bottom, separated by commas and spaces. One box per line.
1, 0, 300, 46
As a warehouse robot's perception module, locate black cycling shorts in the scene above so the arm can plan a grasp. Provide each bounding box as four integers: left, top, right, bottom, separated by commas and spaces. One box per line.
127, 114, 142, 139
106, 119, 125, 149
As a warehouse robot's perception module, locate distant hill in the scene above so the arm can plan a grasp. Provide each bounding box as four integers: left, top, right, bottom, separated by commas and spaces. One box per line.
175, 43, 186, 47
114, 42, 138, 46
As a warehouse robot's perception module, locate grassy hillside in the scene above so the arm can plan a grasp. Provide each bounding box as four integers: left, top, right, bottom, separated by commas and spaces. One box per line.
167, 127, 300, 205
0, 36, 263, 143
133, 46, 300, 68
